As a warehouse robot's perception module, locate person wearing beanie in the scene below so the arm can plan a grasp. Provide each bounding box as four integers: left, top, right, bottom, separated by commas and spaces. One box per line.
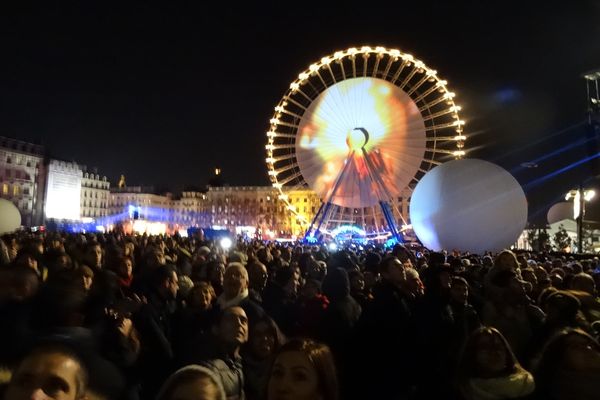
156, 364, 227, 400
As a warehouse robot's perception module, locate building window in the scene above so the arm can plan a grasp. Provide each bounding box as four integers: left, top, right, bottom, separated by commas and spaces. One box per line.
13, 185, 19, 196
2, 183, 8, 195
304, 198, 307, 202
6, 157, 11, 164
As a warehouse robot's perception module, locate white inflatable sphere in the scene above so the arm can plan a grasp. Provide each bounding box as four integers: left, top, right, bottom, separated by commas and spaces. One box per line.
547, 202, 574, 224
0, 198, 21, 234
410, 159, 527, 254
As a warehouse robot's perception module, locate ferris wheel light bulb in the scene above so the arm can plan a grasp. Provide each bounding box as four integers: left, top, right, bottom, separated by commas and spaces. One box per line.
309, 64, 319, 72
299, 72, 309, 80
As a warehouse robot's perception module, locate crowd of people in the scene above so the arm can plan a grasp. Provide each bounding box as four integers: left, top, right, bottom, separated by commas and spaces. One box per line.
0, 230, 599, 400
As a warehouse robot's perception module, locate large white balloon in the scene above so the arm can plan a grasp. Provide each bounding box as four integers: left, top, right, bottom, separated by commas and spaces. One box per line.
0, 199, 21, 234
547, 202, 573, 224
410, 159, 527, 254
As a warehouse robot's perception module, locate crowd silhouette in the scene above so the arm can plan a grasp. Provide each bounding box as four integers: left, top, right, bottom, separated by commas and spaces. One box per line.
0, 230, 599, 400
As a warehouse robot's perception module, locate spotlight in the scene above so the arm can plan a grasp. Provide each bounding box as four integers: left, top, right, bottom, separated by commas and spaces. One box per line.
220, 237, 233, 250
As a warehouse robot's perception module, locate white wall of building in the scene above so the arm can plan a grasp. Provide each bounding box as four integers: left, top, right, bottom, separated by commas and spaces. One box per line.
44, 160, 82, 221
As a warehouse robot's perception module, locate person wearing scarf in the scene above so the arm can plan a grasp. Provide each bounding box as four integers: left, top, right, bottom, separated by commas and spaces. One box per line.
216, 262, 265, 326
456, 326, 535, 400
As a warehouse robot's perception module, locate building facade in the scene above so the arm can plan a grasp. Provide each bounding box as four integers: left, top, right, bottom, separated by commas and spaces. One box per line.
44, 160, 83, 221
0, 136, 46, 226
81, 170, 110, 219
109, 186, 173, 223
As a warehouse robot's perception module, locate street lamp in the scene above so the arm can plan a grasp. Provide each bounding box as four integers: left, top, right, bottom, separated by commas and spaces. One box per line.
565, 186, 595, 253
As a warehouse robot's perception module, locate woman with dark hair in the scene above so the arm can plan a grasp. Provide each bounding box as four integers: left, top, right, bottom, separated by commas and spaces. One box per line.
156, 365, 226, 400
456, 327, 535, 400
533, 328, 600, 400
243, 316, 285, 400
267, 338, 338, 400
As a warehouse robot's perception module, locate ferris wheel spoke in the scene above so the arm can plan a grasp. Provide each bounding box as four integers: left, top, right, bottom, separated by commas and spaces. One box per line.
418, 93, 455, 111
421, 106, 461, 121
278, 170, 304, 186
372, 53, 383, 77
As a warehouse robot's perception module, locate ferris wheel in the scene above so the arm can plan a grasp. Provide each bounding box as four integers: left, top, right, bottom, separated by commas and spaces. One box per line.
266, 46, 466, 242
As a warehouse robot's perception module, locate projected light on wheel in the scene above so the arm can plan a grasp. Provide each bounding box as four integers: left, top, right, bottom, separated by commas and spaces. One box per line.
266, 46, 466, 240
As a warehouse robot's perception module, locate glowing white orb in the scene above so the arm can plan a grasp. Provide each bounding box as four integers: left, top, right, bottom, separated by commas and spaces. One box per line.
547, 202, 574, 224
410, 159, 527, 254
220, 237, 233, 250
0, 199, 21, 234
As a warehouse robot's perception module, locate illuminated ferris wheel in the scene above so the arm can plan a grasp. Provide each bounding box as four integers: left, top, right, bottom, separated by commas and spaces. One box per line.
266, 46, 466, 242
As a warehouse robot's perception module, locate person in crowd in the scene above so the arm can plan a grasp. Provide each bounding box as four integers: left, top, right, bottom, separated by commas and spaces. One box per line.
354, 255, 415, 398
348, 269, 373, 309
133, 265, 179, 398
482, 269, 545, 360
4, 344, 89, 400
173, 281, 216, 365
262, 267, 299, 335
319, 268, 361, 356
267, 338, 338, 400
156, 365, 227, 400
243, 315, 285, 400
456, 326, 535, 400
533, 328, 600, 400
201, 306, 249, 400
205, 260, 226, 297
295, 279, 329, 338
247, 260, 268, 305
216, 263, 264, 325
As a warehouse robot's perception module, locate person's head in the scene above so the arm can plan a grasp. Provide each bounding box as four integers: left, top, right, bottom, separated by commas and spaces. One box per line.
570, 273, 596, 295
274, 267, 299, 297
494, 250, 519, 271
247, 316, 285, 361
322, 268, 350, 302
15, 249, 39, 272
348, 270, 365, 293
116, 256, 133, 280
84, 243, 102, 269
156, 365, 226, 400
267, 338, 338, 400
458, 326, 523, 380
404, 268, 424, 298
541, 290, 581, 326
379, 256, 406, 287
301, 279, 321, 300
223, 263, 249, 299
187, 281, 216, 310
5, 344, 88, 400
213, 306, 248, 348
77, 266, 94, 291
206, 260, 225, 288
247, 261, 268, 292
154, 265, 179, 300
534, 328, 600, 392
450, 276, 469, 305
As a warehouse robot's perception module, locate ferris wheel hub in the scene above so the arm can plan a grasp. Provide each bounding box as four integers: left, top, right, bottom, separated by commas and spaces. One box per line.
346, 127, 369, 151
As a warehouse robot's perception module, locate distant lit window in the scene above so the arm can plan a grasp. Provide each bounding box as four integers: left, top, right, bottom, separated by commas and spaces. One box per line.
2, 183, 8, 195
13, 185, 19, 196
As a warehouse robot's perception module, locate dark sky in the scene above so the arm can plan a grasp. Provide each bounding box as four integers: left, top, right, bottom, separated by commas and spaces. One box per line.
2, 1, 600, 223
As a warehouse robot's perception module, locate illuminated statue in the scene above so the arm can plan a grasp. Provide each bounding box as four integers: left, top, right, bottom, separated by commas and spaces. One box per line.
118, 175, 126, 188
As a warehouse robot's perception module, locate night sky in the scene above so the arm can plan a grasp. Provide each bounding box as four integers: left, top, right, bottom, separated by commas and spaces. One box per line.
2, 2, 600, 223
